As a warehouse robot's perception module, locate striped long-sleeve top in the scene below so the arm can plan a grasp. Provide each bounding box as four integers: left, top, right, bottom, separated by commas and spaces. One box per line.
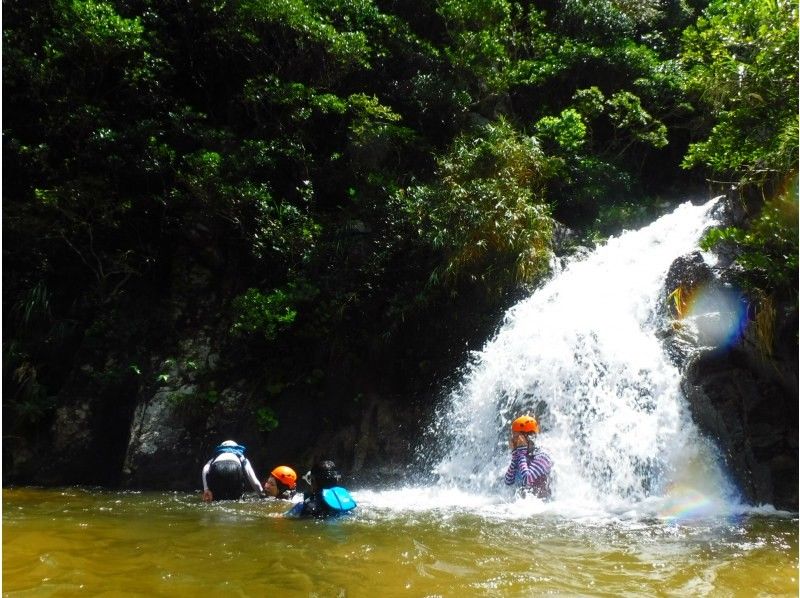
504, 446, 553, 498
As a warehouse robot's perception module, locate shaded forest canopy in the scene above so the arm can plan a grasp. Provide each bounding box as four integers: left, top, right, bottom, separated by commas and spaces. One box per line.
3, 0, 797, 470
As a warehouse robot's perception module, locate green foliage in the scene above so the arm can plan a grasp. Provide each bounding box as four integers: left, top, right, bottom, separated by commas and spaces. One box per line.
68, 0, 145, 49
230, 288, 298, 340
556, 0, 640, 42
255, 406, 279, 433
346, 93, 407, 144
10, 281, 53, 328
681, 0, 797, 307
437, 0, 513, 90
167, 388, 220, 409
606, 91, 668, 150
572, 87, 606, 118
238, 0, 371, 70
4, 0, 794, 447
681, 0, 799, 183
700, 189, 799, 294
547, 85, 669, 159
535, 109, 587, 153
399, 118, 553, 286
230, 280, 320, 340
3, 342, 55, 426
534, 84, 667, 223
3, 280, 78, 426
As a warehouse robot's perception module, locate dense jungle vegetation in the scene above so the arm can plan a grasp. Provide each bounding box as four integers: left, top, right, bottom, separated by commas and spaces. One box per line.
3, 0, 798, 448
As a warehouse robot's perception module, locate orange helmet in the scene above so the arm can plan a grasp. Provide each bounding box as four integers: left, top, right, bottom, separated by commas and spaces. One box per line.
270, 466, 297, 489
511, 415, 539, 434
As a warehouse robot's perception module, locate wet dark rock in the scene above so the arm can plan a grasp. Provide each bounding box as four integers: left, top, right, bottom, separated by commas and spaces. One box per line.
681, 345, 797, 509
659, 208, 798, 510
662, 252, 715, 300
121, 389, 194, 490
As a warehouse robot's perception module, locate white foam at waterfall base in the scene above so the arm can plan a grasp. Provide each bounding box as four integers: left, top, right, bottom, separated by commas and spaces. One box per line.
389, 198, 747, 521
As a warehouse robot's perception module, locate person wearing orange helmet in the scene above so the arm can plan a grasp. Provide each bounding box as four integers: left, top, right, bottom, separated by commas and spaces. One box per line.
504, 415, 553, 500
263, 465, 298, 500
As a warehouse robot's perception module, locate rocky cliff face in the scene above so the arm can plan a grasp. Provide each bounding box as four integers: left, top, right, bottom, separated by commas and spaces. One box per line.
658, 199, 798, 510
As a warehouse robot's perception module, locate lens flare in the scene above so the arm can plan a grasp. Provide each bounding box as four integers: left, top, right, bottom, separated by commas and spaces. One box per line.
682, 284, 748, 349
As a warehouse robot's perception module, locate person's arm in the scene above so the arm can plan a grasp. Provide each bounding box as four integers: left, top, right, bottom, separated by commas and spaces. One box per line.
284, 499, 305, 518
201, 461, 213, 502
504, 451, 518, 485
243, 459, 264, 495
506, 447, 534, 486
505, 433, 528, 485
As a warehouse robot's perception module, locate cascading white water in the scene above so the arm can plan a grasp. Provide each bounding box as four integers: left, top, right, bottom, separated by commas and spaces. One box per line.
422, 198, 739, 517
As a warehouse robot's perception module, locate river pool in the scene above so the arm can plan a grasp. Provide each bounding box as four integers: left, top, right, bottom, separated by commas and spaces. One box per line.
3, 487, 796, 596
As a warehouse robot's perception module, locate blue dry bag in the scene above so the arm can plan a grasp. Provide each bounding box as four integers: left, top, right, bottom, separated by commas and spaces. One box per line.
321, 487, 357, 512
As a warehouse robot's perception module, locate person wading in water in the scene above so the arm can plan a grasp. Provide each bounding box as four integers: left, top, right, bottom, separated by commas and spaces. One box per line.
201, 440, 264, 501
504, 415, 553, 500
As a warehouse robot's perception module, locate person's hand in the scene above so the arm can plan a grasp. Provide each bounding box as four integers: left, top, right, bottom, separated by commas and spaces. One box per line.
510, 433, 527, 450
202, 490, 213, 502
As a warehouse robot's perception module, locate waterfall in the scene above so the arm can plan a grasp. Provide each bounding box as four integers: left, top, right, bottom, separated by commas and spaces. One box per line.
425, 198, 739, 515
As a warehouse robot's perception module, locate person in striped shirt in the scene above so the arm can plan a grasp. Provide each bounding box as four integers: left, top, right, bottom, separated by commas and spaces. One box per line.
504, 415, 553, 500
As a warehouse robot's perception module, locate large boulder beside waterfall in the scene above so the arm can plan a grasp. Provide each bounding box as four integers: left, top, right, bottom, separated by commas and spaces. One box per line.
681, 342, 798, 508
659, 248, 798, 510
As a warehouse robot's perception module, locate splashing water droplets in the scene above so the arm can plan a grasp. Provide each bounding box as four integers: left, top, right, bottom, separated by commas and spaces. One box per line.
426, 199, 738, 517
